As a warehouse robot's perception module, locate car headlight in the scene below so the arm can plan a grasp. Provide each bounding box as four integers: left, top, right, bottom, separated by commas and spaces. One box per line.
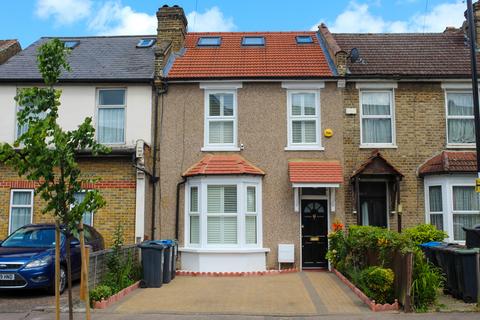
24, 255, 52, 269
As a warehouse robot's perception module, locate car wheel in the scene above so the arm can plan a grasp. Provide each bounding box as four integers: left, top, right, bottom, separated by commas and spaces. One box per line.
47, 266, 67, 295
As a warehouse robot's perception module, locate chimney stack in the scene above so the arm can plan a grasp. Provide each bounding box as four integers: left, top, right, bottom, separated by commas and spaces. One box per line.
156, 5, 187, 53
463, 1, 480, 47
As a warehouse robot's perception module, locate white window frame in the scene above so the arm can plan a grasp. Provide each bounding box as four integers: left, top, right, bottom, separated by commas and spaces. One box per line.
285, 89, 323, 150
187, 185, 201, 247
96, 88, 127, 145
424, 174, 480, 243
73, 190, 94, 227
9, 189, 34, 235
444, 90, 476, 149
359, 89, 396, 148
202, 89, 239, 151
184, 176, 262, 249
425, 185, 444, 232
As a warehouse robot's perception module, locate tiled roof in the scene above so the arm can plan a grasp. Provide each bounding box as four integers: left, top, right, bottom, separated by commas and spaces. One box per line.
288, 160, 343, 184
418, 151, 477, 176
0, 36, 156, 82
333, 31, 477, 78
351, 150, 403, 178
167, 32, 334, 79
183, 154, 265, 177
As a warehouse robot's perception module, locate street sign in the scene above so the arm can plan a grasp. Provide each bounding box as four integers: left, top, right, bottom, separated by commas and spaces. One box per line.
476, 178, 480, 193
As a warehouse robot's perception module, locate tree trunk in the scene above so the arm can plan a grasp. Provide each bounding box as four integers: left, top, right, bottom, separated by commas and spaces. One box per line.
55, 222, 61, 320
79, 221, 91, 320
66, 235, 73, 320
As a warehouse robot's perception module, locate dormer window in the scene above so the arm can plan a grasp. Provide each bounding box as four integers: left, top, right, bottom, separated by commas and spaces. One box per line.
197, 37, 221, 47
63, 41, 79, 49
296, 36, 313, 44
137, 38, 156, 48
242, 36, 265, 46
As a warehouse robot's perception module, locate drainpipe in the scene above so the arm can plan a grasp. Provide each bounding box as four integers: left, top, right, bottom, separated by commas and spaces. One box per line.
175, 177, 187, 240
151, 82, 167, 239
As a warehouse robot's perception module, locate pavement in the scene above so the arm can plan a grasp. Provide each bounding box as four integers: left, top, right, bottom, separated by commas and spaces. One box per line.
106, 272, 369, 316
0, 281, 81, 313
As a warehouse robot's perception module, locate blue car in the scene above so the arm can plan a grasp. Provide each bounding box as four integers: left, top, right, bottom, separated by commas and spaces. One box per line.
0, 224, 104, 294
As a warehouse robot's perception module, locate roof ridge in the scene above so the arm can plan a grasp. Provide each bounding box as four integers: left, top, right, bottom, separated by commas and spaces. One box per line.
41, 35, 156, 39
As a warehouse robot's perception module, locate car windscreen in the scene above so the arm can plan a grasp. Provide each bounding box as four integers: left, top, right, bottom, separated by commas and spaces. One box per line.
1, 227, 64, 248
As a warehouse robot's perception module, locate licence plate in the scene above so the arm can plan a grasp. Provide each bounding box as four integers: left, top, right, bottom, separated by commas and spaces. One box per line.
0, 274, 14, 280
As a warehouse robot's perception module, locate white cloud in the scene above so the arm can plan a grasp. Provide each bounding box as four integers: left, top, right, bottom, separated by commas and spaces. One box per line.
186, 6, 236, 32
88, 1, 156, 35
36, 0, 92, 25
314, 0, 465, 33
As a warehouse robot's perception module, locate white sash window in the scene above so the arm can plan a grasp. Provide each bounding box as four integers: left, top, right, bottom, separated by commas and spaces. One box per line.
360, 91, 395, 146
9, 190, 34, 234
97, 88, 126, 144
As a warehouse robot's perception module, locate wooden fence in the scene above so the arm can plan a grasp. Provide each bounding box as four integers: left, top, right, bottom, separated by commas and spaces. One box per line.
87, 244, 139, 288
392, 251, 414, 312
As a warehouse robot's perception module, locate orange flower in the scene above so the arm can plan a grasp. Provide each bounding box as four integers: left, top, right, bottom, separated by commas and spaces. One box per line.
332, 222, 344, 232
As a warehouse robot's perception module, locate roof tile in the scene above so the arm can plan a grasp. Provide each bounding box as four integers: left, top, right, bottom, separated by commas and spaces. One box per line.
419, 151, 477, 176
288, 160, 343, 183
168, 32, 333, 79
183, 154, 265, 177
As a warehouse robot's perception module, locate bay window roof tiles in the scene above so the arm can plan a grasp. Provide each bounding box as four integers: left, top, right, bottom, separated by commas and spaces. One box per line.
418, 151, 477, 176
183, 154, 265, 177
167, 32, 334, 79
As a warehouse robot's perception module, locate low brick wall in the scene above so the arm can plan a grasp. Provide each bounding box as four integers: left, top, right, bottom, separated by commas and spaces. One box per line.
88, 244, 139, 288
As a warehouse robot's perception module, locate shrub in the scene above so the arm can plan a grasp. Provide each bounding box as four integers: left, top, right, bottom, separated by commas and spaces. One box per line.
403, 224, 447, 246
358, 266, 395, 304
90, 285, 112, 305
102, 224, 141, 293
411, 249, 444, 312
326, 229, 347, 271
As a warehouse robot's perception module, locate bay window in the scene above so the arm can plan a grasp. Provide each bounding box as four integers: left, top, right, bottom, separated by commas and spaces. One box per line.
185, 177, 262, 248
425, 175, 480, 242
446, 92, 475, 146
97, 88, 126, 144
360, 91, 395, 146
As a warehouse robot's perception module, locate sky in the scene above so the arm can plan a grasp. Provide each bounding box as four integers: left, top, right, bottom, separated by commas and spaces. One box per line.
0, 0, 470, 48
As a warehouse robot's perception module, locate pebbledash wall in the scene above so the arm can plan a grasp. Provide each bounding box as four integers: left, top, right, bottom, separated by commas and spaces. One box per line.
156, 82, 345, 270
0, 84, 153, 246
342, 81, 450, 231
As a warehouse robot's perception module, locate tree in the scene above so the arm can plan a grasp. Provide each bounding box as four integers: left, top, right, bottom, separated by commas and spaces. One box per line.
0, 39, 109, 320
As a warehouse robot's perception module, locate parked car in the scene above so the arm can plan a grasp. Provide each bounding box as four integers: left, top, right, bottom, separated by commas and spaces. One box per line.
0, 224, 104, 294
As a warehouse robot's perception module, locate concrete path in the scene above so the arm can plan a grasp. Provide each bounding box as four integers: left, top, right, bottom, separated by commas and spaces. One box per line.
106, 272, 370, 316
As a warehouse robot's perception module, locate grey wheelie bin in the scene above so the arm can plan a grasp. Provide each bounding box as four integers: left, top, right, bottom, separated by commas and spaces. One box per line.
138, 241, 165, 288
454, 248, 479, 303
152, 240, 173, 284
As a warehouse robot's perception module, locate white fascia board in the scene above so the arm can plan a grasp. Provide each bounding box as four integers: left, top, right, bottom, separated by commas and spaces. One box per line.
441, 82, 474, 90
199, 82, 243, 90
281, 81, 325, 89
355, 82, 398, 89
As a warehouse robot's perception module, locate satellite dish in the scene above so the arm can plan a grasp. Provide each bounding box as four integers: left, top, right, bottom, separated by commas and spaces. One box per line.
349, 48, 360, 63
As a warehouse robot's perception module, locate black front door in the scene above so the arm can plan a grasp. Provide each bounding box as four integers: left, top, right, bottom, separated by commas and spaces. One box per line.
359, 181, 388, 228
301, 199, 328, 269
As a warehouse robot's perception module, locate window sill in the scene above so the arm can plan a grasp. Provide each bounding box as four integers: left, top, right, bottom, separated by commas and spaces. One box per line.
284, 146, 324, 151
359, 144, 397, 149
201, 146, 241, 152
179, 247, 270, 254
446, 144, 476, 149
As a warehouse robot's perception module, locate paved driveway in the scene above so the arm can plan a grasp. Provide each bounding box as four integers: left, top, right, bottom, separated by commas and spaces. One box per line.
0, 282, 81, 313
107, 272, 371, 316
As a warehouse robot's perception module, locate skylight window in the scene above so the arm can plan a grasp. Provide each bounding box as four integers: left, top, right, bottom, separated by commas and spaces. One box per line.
63, 41, 79, 49
242, 36, 265, 46
296, 36, 314, 44
197, 37, 221, 46
137, 38, 156, 48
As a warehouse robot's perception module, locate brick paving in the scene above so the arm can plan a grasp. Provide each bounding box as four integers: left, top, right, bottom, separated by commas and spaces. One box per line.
107, 272, 370, 316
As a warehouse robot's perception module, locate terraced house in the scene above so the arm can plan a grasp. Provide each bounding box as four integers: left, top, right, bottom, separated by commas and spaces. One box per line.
316, 9, 480, 243
153, 5, 345, 272
0, 36, 155, 246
